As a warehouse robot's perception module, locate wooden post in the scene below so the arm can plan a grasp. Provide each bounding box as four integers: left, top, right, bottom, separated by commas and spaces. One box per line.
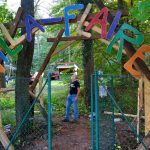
31, 29, 64, 90
144, 76, 150, 135
39, 74, 44, 107
0, 112, 14, 150
137, 77, 144, 141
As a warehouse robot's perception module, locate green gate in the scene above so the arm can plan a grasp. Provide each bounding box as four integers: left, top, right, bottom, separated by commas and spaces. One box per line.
90, 72, 148, 150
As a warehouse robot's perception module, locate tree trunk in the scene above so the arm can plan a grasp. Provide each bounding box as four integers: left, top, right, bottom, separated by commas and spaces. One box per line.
15, 0, 34, 136
76, 0, 94, 107
82, 40, 94, 107
118, 0, 124, 10
0, 72, 6, 88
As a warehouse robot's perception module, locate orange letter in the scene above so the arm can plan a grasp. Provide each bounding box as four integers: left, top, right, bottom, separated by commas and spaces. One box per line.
124, 45, 150, 79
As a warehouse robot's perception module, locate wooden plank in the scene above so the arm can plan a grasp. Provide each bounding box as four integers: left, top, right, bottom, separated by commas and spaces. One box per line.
136, 77, 144, 141
48, 21, 126, 55
4, 10, 129, 28
47, 35, 100, 42
139, 77, 144, 109
29, 90, 48, 121
0, 112, 2, 128
0, 64, 5, 73
76, 3, 92, 38
0, 88, 15, 93
52, 40, 76, 57
30, 29, 64, 90
0, 24, 16, 46
144, 76, 150, 135
0, 24, 39, 49
9, 27, 39, 49
0, 112, 14, 150
84, 21, 126, 54
104, 111, 137, 118
4, 13, 96, 28
0, 7, 23, 63
9, 7, 24, 38
136, 131, 150, 150
39, 74, 44, 107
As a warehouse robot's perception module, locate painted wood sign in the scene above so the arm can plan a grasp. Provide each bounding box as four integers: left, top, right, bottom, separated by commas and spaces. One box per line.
0, 3, 149, 80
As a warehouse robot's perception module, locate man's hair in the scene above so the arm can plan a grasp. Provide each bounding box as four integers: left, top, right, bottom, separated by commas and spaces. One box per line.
72, 74, 77, 79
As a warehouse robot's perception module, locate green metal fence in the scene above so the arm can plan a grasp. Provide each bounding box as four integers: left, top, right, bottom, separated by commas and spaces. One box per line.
90, 72, 148, 150
0, 76, 49, 150
1, 72, 149, 150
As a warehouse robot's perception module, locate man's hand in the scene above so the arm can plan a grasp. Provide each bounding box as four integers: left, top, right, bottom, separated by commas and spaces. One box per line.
75, 96, 78, 101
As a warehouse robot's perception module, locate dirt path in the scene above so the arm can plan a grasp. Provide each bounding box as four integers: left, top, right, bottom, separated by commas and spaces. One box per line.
52, 116, 91, 150
20, 116, 91, 150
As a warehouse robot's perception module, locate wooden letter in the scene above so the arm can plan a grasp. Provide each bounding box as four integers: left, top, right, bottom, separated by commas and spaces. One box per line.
25, 15, 45, 42
76, 3, 92, 38
85, 7, 108, 39
124, 45, 150, 79
0, 24, 17, 46
0, 38, 23, 57
40, 17, 62, 24
106, 23, 144, 61
106, 11, 122, 39
64, 4, 84, 36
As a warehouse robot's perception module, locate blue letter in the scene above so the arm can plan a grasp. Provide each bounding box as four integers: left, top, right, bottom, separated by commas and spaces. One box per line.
25, 15, 45, 42
40, 17, 62, 24
0, 51, 9, 64
64, 4, 84, 36
106, 11, 122, 40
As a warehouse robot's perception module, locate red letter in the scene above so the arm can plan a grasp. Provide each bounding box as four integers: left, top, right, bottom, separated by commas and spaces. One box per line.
85, 7, 108, 39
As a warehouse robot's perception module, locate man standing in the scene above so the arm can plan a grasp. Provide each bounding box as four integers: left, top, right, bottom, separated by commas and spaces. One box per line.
62, 74, 80, 122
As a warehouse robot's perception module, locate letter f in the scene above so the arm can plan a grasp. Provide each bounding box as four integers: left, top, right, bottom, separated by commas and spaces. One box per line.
64, 4, 84, 36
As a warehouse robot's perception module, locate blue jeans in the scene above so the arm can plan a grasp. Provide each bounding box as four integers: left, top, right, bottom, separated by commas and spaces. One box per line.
65, 94, 78, 120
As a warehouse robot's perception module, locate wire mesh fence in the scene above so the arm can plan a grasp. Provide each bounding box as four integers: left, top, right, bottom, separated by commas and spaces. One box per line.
0, 73, 148, 150
0, 76, 48, 150
90, 73, 148, 150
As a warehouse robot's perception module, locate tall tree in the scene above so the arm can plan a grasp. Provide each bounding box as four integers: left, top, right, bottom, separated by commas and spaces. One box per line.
76, 0, 94, 107
15, 0, 34, 135
0, 4, 13, 88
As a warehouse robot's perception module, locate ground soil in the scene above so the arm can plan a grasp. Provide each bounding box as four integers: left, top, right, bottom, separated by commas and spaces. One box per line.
19, 115, 91, 150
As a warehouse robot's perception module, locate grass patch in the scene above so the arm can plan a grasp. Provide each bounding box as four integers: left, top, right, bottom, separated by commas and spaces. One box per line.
44, 80, 89, 117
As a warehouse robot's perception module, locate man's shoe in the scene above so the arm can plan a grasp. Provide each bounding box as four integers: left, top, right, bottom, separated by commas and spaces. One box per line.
71, 120, 78, 123
62, 118, 69, 122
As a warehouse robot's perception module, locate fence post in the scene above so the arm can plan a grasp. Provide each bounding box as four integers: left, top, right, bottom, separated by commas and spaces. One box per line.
48, 73, 52, 150
110, 76, 115, 150
94, 72, 99, 150
91, 74, 95, 150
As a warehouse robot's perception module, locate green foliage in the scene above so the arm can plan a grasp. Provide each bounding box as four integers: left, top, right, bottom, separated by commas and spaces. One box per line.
1, 110, 16, 126
44, 80, 88, 117
0, 5, 13, 23
0, 99, 14, 110
130, 0, 150, 22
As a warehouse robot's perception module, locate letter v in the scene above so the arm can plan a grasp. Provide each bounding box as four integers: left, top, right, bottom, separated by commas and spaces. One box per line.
0, 38, 23, 57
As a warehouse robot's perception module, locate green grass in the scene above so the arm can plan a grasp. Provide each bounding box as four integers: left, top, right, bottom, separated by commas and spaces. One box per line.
44, 80, 89, 117
1, 109, 16, 126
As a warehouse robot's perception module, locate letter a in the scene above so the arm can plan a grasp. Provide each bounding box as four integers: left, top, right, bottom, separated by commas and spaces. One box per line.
85, 7, 108, 39
25, 15, 45, 42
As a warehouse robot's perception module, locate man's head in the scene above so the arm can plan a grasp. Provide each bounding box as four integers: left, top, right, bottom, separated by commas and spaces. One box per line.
71, 74, 77, 82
